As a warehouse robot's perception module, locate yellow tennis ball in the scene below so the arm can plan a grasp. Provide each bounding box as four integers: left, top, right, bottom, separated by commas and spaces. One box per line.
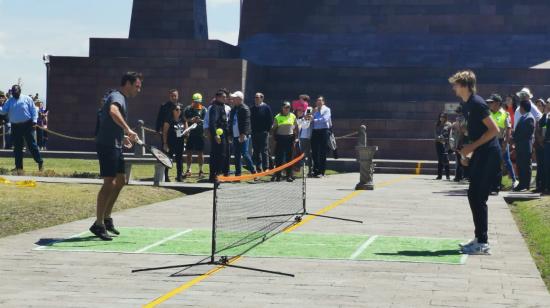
216, 128, 223, 136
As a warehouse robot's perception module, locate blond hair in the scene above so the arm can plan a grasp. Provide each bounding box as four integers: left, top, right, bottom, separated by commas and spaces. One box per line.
448, 70, 477, 94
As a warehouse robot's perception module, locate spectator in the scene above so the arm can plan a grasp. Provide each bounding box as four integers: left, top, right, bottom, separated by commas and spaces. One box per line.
156, 89, 182, 181
487, 94, 516, 194
539, 99, 550, 195
208, 90, 229, 183
296, 106, 314, 177
450, 106, 467, 182
183, 93, 207, 178
93, 72, 141, 241
36, 100, 49, 150
513, 100, 535, 192
505, 94, 518, 128
534, 98, 546, 192
292, 94, 310, 115
163, 104, 186, 182
311, 96, 332, 178
271, 101, 298, 182
0, 85, 43, 174
250, 92, 273, 172
514, 88, 542, 130
229, 91, 256, 176
434, 112, 451, 180
0, 91, 8, 149
449, 70, 500, 255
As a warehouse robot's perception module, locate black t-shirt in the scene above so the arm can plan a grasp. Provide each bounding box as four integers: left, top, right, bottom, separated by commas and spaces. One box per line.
183, 105, 206, 137
464, 94, 499, 150
167, 118, 185, 145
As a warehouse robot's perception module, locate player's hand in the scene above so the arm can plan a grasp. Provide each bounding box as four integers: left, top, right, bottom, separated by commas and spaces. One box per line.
163, 144, 169, 152
239, 134, 245, 143
123, 137, 133, 149
215, 135, 222, 144
126, 129, 138, 142
460, 144, 475, 158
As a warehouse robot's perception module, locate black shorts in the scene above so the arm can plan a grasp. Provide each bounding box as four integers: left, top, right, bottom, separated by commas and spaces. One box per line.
187, 134, 205, 152
97, 144, 125, 178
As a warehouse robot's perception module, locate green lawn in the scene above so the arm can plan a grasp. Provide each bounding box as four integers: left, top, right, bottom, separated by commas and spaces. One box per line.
0, 182, 184, 238
0, 157, 338, 181
510, 198, 550, 291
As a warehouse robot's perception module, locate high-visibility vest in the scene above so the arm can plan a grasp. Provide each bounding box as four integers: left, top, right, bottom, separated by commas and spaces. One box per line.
275, 113, 296, 126
491, 109, 508, 129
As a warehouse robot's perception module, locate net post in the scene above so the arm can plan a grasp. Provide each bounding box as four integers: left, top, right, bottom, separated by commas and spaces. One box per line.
210, 181, 219, 263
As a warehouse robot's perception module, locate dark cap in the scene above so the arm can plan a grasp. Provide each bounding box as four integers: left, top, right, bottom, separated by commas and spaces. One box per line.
486, 93, 503, 104
0, 91, 5, 97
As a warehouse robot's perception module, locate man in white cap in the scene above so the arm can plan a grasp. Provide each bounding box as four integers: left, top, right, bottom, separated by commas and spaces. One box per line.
229, 91, 256, 176
514, 87, 542, 130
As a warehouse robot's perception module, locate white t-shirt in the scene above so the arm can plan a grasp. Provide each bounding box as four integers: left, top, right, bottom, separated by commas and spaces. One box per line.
232, 112, 240, 138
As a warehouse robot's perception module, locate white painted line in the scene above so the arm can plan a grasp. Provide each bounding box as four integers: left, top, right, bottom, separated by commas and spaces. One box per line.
34, 230, 90, 250
460, 254, 469, 264
135, 229, 192, 253
350, 235, 379, 260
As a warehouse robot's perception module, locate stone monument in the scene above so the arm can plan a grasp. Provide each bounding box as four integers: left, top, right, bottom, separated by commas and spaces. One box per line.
355, 125, 378, 191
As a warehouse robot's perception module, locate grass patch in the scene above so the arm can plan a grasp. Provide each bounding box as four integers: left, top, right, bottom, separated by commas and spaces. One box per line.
510, 197, 550, 291
0, 183, 184, 238
0, 157, 338, 181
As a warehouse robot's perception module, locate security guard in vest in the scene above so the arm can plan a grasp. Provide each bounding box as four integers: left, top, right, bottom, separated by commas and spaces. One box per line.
487, 93, 515, 193
271, 101, 299, 182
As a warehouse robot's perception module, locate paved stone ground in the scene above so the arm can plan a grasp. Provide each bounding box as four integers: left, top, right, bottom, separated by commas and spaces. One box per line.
1, 173, 549, 307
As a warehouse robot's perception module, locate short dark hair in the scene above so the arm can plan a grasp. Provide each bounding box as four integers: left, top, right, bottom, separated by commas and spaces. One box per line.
299, 94, 310, 102
449, 70, 477, 93
215, 90, 227, 97
218, 88, 230, 96
520, 100, 531, 112
120, 72, 143, 87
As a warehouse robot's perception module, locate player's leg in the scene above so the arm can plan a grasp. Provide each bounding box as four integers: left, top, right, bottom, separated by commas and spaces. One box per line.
103, 150, 126, 235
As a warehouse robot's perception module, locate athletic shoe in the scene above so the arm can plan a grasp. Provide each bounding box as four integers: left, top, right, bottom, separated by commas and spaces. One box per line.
512, 180, 520, 189
490, 191, 499, 196
89, 224, 112, 241
461, 242, 491, 255
38, 161, 44, 172
104, 218, 120, 235
435, 176, 442, 180
286, 177, 295, 183
459, 237, 478, 248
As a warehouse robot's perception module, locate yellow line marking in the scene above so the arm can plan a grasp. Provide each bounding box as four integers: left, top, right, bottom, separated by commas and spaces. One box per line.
143, 256, 242, 308
145, 174, 414, 307
415, 162, 422, 175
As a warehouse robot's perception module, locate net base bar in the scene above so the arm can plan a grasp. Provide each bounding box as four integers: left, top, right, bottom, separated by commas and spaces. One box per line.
247, 213, 363, 224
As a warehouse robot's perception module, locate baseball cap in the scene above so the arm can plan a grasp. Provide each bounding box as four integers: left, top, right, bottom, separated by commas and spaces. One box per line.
0, 91, 5, 97
485, 93, 503, 103
230, 91, 244, 100
282, 101, 291, 108
192, 93, 203, 102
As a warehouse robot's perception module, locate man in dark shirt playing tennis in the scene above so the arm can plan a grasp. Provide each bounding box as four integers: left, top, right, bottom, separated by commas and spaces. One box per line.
92, 72, 142, 241
449, 70, 501, 255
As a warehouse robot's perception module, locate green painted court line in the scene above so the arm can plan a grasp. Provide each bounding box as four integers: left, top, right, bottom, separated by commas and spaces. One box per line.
135, 229, 192, 253
350, 235, 378, 260
36, 228, 467, 265
357, 236, 465, 265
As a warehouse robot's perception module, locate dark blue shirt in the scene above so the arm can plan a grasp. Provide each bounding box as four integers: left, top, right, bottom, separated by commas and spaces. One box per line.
96, 91, 127, 148
250, 102, 273, 133
464, 94, 499, 150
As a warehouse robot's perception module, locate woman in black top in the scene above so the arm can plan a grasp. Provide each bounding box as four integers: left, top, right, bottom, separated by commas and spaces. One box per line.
435, 112, 452, 180
163, 104, 186, 182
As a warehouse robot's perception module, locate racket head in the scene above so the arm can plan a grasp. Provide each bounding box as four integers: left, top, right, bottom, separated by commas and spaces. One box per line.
150, 145, 173, 168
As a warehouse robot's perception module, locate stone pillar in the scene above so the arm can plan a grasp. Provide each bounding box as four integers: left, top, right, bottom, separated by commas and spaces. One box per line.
355, 125, 378, 190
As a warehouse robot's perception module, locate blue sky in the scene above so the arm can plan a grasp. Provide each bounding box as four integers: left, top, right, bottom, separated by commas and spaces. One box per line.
0, 0, 241, 99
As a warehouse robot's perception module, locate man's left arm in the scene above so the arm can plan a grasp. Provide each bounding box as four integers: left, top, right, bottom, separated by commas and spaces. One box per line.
461, 115, 499, 157
29, 99, 38, 124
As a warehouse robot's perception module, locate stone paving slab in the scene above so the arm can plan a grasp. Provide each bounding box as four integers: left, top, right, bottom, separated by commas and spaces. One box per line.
0, 174, 549, 307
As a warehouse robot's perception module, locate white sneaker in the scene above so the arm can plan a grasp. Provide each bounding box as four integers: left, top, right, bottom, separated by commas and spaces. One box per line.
461, 242, 491, 255
459, 237, 477, 248
512, 180, 520, 189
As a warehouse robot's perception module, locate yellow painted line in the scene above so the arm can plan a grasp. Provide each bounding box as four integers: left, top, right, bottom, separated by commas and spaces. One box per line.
284, 175, 415, 233
145, 174, 414, 307
415, 162, 422, 175
143, 256, 242, 308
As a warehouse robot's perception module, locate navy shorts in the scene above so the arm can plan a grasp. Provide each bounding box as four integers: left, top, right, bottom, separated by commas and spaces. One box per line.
97, 144, 125, 178
186, 134, 205, 152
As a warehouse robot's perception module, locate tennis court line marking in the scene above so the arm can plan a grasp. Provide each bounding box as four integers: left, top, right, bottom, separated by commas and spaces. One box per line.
350, 235, 378, 260
144, 175, 414, 307
143, 256, 242, 308
34, 231, 90, 251
284, 175, 415, 233
135, 229, 192, 253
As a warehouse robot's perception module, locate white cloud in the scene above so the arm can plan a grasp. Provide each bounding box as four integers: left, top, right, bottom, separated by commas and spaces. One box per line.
209, 30, 239, 46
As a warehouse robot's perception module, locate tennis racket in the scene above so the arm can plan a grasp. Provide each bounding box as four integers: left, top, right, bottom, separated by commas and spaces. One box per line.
183, 123, 198, 135
135, 139, 173, 169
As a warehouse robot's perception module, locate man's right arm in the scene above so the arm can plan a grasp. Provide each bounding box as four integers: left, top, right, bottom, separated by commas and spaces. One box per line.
155, 105, 164, 132
109, 103, 137, 141
0, 99, 10, 115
